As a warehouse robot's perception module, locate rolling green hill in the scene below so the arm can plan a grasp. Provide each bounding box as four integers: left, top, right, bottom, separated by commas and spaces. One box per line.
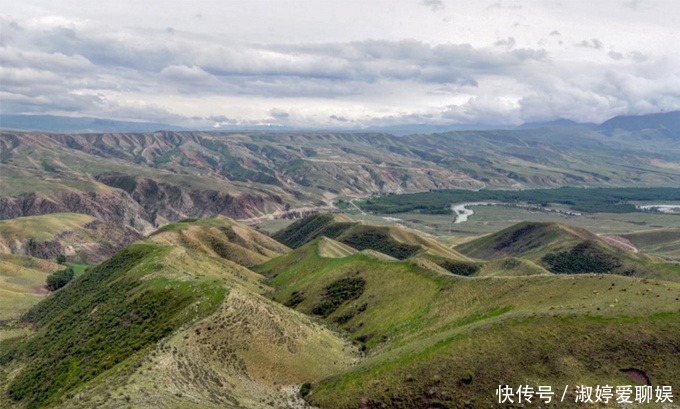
0, 217, 359, 409
2, 215, 678, 408
623, 228, 680, 261
260, 220, 680, 408
272, 213, 470, 264
455, 221, 676, 280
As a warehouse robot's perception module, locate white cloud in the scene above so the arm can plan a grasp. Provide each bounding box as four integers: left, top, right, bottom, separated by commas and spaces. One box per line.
0, 1, 679, 127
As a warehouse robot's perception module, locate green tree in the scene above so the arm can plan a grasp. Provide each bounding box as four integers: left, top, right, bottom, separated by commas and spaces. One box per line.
46, 267, 74, 291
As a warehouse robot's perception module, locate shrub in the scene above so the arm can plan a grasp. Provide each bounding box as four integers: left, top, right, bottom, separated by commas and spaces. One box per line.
461, 370, 474, 385
56, 254, 67, 264
440, 261, 479, 276
300, 383, 312, 397
46, 267, 74, 291
284, 291, 305, 308
312, 277, 366, 317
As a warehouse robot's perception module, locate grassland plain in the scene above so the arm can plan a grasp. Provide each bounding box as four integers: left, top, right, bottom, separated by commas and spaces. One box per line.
257, 219, 680, 408
359, 187, 680, 215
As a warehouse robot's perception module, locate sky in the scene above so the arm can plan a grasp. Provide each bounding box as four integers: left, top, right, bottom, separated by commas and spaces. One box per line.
1, 0, 679, 128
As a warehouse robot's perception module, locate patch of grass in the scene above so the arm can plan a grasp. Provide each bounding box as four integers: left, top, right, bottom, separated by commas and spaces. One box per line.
308, 314, 680, 408
438, 260, 480, 276
338, 226, 420, 260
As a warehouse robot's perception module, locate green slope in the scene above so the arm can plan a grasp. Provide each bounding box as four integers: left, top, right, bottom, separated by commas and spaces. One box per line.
623, 228, 680, 261
0, 217, 357, 409
273, 213, 469, 263
3, 215, 679, 409
456, 221, 674, 279
259, 240, 680, 408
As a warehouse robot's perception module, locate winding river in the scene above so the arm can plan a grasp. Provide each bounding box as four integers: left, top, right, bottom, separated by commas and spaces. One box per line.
451, 202, 494, 223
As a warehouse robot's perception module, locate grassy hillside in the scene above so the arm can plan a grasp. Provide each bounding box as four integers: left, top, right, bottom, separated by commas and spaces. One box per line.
272, 213, 355, 248
623, 228, 680, 261
0, 243, 225, 408
456, 222, 595, 259
0, 254, 59, 322
149, 216, 290, 267
360, 186, 680, 215
273, 213, 469, 263
2, 214, 678, 408
455, 221, 674, 279
0, 213, 142, 264
258, 238, 680, 408
0, 217, 359, 409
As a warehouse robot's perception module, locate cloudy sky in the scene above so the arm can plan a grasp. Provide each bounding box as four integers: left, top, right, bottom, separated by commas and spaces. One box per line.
1, 0, 679, 128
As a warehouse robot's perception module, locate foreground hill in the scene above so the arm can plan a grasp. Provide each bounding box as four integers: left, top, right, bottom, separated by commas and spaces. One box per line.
2, 215, 679, 408
0, 217, 360, 409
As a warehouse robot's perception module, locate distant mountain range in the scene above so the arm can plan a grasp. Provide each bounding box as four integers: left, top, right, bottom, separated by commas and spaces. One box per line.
2, 111, 678, 136
596, 111, 680, 138
0, 114, 189, 133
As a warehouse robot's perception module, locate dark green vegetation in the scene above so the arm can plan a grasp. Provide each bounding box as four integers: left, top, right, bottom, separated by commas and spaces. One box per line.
437, 260, 480, 276
272, 213, 467, 262
542, 241, 622, 274
272, 213, 355, 249
4, 244, 225, 408
45, 267, 74, 291
312, 277, 366, 317
361, 186, 680, 214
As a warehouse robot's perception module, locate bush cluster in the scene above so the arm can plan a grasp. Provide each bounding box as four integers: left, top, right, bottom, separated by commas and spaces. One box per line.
312, 277, 366, 317
46, 267, 74, 291
542, 241, 621, 274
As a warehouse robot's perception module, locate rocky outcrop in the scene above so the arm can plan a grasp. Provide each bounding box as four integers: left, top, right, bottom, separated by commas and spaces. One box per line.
96, 174, 285, 225
0, 219, 144, 264
25, 238, 64, 260
0, 191, 154, 234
